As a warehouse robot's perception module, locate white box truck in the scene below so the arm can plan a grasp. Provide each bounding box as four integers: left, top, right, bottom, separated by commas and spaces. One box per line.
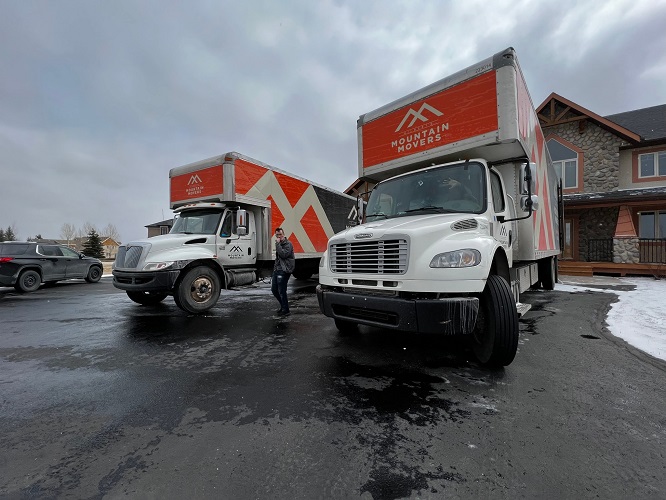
113, 152, 357, 314
317, 48, 561, 367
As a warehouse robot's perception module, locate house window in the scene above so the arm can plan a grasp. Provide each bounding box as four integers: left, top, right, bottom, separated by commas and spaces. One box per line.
547, 139, 578, 189
160, 226, 170, 235
639, 211, 666, 239
638, 151, 666, 178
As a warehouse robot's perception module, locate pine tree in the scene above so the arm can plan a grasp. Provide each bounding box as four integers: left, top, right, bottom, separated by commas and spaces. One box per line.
4, 226, 16, 241
0, 229, 5, 242
82, 229, 104, 259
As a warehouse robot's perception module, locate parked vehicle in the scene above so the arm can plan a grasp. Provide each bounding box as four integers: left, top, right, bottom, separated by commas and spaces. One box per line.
317, 48, 561, 367
113, 152, 357, 314
0, 242, 103, 292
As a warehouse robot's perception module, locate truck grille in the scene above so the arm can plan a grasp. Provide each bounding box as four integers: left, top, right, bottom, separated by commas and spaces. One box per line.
115, 245, 144, 270
330, 239, 408, 274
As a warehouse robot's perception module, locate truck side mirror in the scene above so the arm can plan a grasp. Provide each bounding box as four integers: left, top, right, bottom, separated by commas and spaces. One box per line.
521, 162, 537, 195
356, 196, 365, 223
520, 194, 539, 212
236, 209, 248, 236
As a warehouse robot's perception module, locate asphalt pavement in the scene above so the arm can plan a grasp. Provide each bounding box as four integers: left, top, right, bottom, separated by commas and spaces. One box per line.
0, 277, 665, 499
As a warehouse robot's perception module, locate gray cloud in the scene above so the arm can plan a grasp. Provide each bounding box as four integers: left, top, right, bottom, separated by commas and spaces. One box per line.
1, 0, 665, 242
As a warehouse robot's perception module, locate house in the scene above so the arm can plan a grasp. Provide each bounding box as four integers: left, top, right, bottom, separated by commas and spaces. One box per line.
537, 95, 666, 276
146, 219, 173, 238
100, 237, 120, 259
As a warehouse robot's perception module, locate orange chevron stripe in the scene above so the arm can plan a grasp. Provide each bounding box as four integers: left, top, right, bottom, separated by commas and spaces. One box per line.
235, 158, 268, 194
273, 171, 310, 207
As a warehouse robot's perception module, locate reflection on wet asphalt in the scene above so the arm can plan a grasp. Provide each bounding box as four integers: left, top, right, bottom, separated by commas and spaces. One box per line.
1, 279, 665, 498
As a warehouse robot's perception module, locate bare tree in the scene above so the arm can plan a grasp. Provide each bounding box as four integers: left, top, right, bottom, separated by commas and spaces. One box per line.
78, 222, 97, 238
61, 223, 76, 246
101, 223, 121, 242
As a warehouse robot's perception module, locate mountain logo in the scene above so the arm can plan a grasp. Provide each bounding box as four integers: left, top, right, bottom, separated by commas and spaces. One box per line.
188, 174, 202, 185
395, 103, 444, 132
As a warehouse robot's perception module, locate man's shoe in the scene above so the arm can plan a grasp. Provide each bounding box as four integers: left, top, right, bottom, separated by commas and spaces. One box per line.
277, 310, 290, 316
276, 308, 283, 314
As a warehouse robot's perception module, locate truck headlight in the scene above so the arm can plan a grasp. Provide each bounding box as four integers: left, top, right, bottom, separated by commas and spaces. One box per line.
429, 249, 481, 268
319, 252, 327, 268
143, 261, 175, 271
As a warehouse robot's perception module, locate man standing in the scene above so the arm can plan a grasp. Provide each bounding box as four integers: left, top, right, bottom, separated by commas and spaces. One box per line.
272, 227, 295, 316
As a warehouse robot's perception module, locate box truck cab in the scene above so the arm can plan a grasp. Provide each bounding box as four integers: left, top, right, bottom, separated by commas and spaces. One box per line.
113, 152, 357, 314
317, 48, 561, 367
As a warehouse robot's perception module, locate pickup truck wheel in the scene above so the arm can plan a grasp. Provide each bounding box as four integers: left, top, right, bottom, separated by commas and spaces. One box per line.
85, 265, 102, 283
334, 318, 359, 335
472, 275, 519, 367
15, 270, 41, 293
538, 256, 557, 290
175, 266, 221, 314
126, 291, 168, 305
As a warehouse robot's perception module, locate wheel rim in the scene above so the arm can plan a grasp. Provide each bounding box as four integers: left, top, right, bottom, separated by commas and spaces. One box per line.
189, 276, 214, 303
91, 268, 101, 279
24, 274, 37, 287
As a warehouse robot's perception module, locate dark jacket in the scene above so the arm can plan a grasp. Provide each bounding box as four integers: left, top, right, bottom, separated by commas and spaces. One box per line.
274, 238, 295, 273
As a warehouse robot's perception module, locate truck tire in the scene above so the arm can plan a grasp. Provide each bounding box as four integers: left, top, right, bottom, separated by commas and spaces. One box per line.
334, 318, 359, 335
174, 266, 221, 314
85, 265, 103, 283
472, 275, 519, 367
538, 256, 557, 290
15, 270, 41, 293
126, 291, 168, 305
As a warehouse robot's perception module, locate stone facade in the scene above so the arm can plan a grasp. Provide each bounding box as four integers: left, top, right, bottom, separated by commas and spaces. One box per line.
545, 121, 627, 193
576, 207, 618, 261
613, 237, 640, 264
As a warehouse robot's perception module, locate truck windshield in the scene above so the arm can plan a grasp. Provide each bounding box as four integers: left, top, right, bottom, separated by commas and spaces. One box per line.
171, 209, 222, 235
366, 162, 486, 221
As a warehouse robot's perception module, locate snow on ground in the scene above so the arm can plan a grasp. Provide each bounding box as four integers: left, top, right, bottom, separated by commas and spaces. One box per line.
556, 276, 666, 363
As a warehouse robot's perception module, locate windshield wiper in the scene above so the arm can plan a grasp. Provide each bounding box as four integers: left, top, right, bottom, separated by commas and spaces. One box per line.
404, 206, 456, 214
366, 212, 388, 220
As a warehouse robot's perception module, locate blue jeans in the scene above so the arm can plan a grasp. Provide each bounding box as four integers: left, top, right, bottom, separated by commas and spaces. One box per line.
271, 270, 290, 313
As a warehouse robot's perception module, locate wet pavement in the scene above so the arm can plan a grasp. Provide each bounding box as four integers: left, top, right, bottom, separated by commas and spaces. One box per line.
1, 278, 665, 498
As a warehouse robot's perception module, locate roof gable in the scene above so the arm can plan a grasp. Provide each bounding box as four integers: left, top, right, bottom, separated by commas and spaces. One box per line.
537, 93, 641, 143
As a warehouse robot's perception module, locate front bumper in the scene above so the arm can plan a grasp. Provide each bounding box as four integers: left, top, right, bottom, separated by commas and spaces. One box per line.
112, 269, 181, 293
317, 285, 479, 335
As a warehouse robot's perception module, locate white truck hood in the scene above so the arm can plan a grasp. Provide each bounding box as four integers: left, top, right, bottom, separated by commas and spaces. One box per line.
331, 213, 484, 242
125, 233, 212, 252
122, 233, 216, 266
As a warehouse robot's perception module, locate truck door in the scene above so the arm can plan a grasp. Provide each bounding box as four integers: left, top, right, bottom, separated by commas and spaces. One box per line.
489, 170, 513, 264
216, 210, 256, 266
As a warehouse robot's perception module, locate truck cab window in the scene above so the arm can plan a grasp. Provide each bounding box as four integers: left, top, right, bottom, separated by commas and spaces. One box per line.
490, 171, 505, 212
219, 211, 236, 237
171, 209, 222, 235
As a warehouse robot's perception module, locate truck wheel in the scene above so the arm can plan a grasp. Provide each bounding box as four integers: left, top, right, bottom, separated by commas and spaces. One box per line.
85, 265, 102, 283
126, 291, 168, 305
538, 256, 557, 290
15, 270, 41, 293
334, 318, 359, 335
175, 266, 221, 314
472, 275, 519, 367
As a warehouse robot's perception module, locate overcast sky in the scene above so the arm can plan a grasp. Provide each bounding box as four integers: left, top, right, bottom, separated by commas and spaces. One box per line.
2, 0, 665, 243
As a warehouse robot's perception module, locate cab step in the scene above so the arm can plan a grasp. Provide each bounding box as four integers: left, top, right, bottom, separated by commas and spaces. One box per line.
516, 302, 532, 317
